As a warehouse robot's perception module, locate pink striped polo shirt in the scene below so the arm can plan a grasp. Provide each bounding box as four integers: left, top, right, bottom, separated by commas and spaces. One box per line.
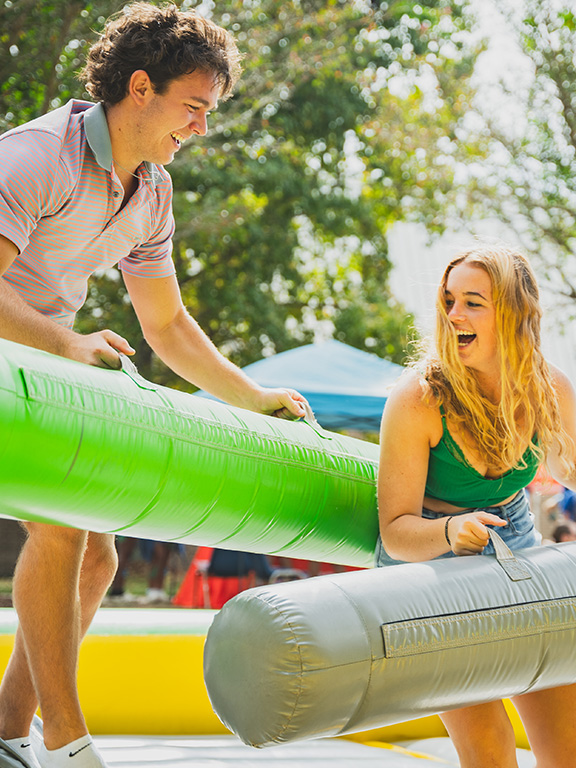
0, 99, 176, 327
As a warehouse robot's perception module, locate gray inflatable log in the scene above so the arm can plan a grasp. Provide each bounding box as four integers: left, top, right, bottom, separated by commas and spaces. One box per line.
204, 533, 576, 747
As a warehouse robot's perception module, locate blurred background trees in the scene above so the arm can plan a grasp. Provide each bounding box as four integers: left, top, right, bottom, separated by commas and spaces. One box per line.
451, 1, 576, 317
1, 0, 482, 385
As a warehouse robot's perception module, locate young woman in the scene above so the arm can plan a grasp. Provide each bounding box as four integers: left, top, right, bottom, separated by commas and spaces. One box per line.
377, 242, 576, 768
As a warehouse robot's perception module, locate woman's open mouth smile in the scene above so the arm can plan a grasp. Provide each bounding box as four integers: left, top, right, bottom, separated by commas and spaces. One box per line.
457, 330, 477, 348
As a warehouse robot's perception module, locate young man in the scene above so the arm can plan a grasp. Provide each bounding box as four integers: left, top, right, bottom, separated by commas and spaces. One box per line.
0, 5, 306, 767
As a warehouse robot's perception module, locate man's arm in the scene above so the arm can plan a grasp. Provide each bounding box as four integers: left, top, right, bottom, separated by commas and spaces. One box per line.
123, 271, 306, 418
0, 234, 134, 368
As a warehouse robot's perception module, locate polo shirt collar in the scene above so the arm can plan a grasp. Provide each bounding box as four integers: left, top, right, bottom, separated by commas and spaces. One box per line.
83, 102, 160, 187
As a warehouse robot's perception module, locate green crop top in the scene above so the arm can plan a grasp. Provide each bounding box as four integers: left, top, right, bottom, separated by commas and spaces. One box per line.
425, 407, 540, 508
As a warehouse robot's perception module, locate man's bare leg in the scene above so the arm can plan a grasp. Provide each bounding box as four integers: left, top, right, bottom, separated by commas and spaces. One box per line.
0, 626, 38, 739
0, 525, 118, 749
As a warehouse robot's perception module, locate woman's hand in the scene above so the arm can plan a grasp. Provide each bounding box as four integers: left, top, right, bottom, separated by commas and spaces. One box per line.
447, 511, 508, 556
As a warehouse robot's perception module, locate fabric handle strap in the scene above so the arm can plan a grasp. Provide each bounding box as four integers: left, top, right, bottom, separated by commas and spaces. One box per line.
488, 528, 532, 582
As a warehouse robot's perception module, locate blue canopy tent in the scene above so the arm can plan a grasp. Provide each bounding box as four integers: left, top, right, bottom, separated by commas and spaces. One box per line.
198, 340, 403, 432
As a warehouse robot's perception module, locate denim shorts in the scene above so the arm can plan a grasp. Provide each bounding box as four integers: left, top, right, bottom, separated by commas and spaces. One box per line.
375, 490, 541, 567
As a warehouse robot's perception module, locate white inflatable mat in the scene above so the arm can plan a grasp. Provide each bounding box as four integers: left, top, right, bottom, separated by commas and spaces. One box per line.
87, 735, 476, 766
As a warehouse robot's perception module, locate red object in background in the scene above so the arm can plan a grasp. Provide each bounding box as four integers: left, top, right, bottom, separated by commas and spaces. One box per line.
173, 547, 257, 609
173, 549, 365, 609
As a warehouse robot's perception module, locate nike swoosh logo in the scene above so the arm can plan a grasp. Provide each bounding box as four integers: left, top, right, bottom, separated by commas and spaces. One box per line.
20, 743, 30, 749
69, 743, 90, 757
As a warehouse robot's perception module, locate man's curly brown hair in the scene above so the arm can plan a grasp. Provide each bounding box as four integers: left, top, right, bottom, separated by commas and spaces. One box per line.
79, 2, 242, 106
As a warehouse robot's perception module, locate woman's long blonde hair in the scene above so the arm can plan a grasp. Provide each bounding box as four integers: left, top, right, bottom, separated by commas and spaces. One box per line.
420, 242, 571, 472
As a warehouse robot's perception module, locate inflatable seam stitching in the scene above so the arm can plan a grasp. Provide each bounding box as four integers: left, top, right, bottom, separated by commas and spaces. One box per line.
21, 371, 378, 460
382, 598, 576, 658
95, 425, 376, 483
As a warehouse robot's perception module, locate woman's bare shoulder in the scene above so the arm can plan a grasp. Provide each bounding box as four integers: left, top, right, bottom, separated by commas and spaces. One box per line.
384, 368, 439, 421
548, 362, 576, 398
547, 362, 576, 412
379, 368, 442, 467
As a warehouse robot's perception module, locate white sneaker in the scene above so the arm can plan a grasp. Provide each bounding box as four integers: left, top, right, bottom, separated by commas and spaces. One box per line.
29, 716, 43, 758
37, 736, 107, 767
0, 735, 41, 768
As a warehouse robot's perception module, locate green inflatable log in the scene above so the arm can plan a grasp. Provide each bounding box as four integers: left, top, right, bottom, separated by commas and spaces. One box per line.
0, 339, 379, 566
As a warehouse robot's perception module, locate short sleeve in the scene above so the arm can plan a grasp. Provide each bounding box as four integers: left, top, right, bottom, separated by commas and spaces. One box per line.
0, 131, 72, 253
118, 178, 177, 279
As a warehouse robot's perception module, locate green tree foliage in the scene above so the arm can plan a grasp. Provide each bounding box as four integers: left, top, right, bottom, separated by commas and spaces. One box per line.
457, 0, 576, 313
0, 0, 122, 126
1, 0, 479, 386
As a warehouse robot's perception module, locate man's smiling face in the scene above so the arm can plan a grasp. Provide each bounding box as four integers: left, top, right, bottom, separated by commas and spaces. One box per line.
132, 70, 219, 166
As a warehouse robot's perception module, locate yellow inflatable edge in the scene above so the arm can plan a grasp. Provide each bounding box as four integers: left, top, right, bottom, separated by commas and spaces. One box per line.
0, 628, 529, 748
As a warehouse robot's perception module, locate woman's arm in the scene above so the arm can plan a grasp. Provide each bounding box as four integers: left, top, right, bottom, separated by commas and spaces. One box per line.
546, 365, 576, 489
378, 371, 450, 561
378, 370, 506, 562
